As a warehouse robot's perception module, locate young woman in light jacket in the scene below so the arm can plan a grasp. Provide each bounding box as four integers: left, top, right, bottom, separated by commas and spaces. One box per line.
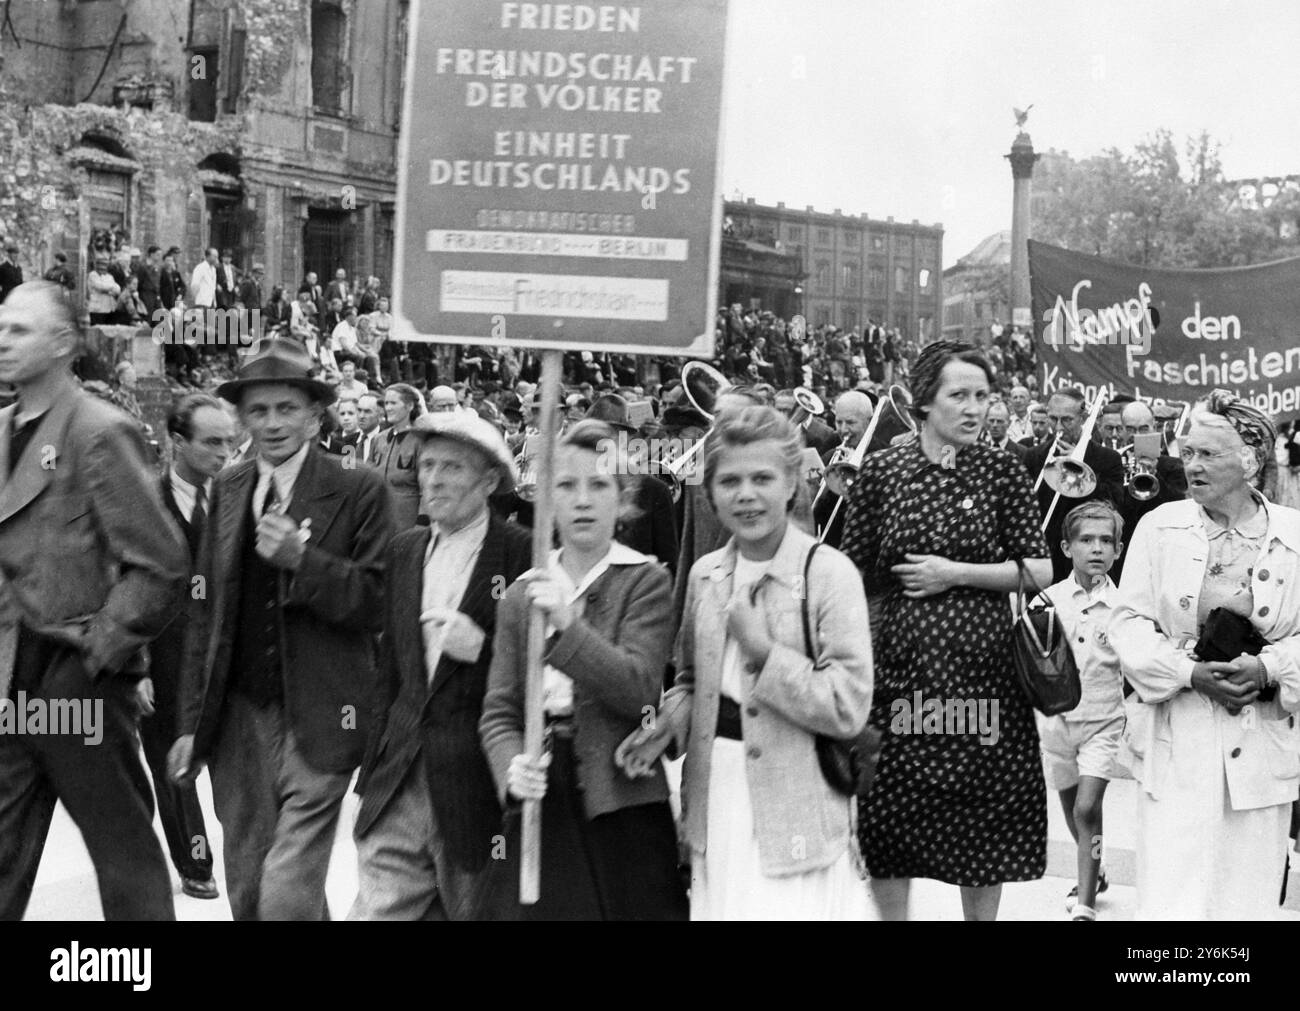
619, 406, 874, 920
1110, 391, 1300, 920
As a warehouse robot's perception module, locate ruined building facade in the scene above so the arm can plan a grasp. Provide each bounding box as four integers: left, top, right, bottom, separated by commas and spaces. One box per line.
0, 0, 407, 304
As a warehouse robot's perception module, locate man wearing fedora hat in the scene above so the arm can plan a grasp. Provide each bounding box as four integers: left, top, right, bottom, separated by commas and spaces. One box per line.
352, 413, 531, 920
169, 337, 394, 920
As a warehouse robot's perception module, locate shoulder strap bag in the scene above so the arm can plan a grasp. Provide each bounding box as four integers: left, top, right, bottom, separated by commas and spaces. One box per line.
804, 544, 884, 798
1010, 560, 1082, 715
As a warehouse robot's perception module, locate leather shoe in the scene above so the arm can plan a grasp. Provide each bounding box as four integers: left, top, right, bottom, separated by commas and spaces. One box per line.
181, 876, 220, 900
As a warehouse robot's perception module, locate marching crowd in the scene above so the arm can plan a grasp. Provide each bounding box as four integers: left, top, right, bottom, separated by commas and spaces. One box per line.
2, 273, 1300, 923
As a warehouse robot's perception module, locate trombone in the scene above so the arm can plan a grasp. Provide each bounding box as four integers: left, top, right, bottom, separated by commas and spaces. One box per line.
659, 361, 731, 503
816, 385, 916, 542
1035, 390, 1109, 533
660, 367, 825, 503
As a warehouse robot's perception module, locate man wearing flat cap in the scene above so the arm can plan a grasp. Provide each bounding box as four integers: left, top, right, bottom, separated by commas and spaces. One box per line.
351, 413, 531, 920
169, 338, 394, 920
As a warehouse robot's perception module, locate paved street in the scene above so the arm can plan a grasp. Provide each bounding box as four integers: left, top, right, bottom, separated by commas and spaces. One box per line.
25, 759, 1300, 921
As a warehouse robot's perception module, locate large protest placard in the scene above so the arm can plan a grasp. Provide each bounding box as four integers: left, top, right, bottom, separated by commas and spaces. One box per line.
392, 0, 729, 356
1030, 239, 1300, 422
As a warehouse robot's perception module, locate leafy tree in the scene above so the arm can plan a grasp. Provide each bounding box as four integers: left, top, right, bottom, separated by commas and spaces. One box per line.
1032, 130, 1300, 268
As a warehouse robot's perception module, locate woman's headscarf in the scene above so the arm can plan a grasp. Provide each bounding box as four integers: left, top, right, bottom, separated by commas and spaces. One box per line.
1199, 388, 1276, 477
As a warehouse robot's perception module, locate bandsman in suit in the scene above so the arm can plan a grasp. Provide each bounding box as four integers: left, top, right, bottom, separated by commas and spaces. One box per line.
776, 387, 840, 463
168, 339, 394, 920
1112, 399, 1186, 582
0, 282, 187, 920
813, 390, 874, 548
982, 400, 1030, 465
145, 394, 233, 900
351, 413, 531, 920
1023, 388, 1124, 583
1018, 403, 1052, 448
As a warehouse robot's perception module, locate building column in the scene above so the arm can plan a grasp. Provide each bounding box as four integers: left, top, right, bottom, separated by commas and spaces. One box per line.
1007, 132, 1039, 326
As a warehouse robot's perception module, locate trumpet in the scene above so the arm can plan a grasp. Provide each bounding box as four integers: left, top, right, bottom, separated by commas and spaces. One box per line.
1123, 449, 1160, 501
1120, 399, 1192, 502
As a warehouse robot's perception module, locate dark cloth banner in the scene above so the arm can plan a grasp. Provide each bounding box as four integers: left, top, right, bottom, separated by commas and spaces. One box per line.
1029, 239, 1300, 422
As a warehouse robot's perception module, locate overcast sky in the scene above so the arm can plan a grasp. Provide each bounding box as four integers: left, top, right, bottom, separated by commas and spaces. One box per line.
721, 0, 1300, 267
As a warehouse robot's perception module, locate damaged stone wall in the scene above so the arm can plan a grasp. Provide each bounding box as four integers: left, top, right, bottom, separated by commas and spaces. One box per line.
0, 102, 242, 302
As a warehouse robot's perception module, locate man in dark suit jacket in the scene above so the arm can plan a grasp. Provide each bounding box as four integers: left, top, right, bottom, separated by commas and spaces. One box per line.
352, 413, 531, 920
1112, 400, 1187, 583
983, 400, 1030, 465
215, 249, 237, 311
812, 391, 876, 548
775, 388, 840, 463
145, 394, 233, 900
0, 282, 188, 920
169, 339, 393, 921
1023, 389, 1125, 583
134, 246, 162, 317
160, 248, 186, 310
1, 244, 24, 303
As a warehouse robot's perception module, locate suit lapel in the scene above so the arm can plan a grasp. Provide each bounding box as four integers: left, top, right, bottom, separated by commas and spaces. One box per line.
217, 461, 257, 577
0, 394, 78, 526
427, 516, 505, 699
285, 446, 346, 544
0, 404, 14, 489
394, 526, 431, 692
159, 473, 197, 557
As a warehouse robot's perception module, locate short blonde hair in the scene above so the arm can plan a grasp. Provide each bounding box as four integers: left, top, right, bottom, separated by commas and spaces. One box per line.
701, 405, 802, 512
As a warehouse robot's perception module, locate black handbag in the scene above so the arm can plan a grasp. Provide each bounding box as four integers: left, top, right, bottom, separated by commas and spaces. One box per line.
1010, 560, 1082, 716
1195, 606, 1274, 702
801, 544, 883, 797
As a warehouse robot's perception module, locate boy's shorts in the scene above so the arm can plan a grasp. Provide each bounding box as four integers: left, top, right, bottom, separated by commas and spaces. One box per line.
1037, 714, 1124, 790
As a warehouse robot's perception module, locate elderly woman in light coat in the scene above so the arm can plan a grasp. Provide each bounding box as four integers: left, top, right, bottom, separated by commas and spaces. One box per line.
619, 406, 873, 920
1110, 390, 1300, 920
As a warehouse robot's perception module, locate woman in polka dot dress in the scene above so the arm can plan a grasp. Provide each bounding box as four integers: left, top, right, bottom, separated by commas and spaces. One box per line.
841, 341, 1053, 921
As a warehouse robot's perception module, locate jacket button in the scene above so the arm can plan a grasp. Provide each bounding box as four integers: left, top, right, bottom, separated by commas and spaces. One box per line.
746, 705, 759, 717
1230, 747, 1241, 758
1077, 636, 1085, 644
1259, 569, 1270, 581
1258, 606, 1270, 617
747, 746, 761, 759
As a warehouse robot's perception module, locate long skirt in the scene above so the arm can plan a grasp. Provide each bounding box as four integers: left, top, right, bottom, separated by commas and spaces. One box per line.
511, 735, 687, 921
690, 738, 869, 921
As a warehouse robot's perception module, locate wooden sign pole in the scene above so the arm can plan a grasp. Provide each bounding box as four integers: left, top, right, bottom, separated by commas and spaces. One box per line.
520, 346, 564, 904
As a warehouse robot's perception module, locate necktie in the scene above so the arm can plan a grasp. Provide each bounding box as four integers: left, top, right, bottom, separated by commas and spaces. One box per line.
262, 474, 280, 517
191, 482, 208, 540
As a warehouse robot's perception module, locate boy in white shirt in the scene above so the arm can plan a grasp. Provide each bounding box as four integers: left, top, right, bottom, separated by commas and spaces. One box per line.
1040, 501, 1126, 922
